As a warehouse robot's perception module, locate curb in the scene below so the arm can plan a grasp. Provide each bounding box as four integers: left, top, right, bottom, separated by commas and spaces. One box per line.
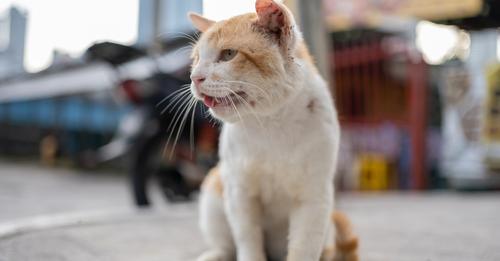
0, 208, 135, 239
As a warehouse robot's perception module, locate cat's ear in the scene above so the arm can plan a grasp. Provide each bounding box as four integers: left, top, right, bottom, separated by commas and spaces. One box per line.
188, 12, 215, 32
255, 0, 290, 32
254, 0, 299, 50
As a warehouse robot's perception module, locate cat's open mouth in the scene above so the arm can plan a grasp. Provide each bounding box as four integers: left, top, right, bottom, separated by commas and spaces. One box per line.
201, 91, 247, 108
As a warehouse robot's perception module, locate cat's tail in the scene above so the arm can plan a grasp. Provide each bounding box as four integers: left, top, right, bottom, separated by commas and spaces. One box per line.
322, 211, 359, 261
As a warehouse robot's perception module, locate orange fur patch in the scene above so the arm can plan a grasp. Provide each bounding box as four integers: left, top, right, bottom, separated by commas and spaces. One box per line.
193, 13, 285, 79
320, 211, 359, 261
238, 50, 274, 77
192, 12, 319, 81
295, 41, 319, 73
330, 211, 359, 261
211, 74, 222, 81
201, 166, 224, 196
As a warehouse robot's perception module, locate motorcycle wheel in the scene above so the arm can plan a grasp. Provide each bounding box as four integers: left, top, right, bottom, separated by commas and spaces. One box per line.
130, 134, 193, 207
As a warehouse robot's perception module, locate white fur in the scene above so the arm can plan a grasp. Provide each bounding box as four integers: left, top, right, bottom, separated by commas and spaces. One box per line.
196, 61, 339, 261
192, 5, 340, 261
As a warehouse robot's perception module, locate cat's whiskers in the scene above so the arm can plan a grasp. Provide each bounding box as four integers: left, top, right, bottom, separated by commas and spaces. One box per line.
200, 84, 265, 131
225, 94, 250, 140
207, 117, 219, 128
163, 94, 196, 157
193, 30, 200, 40
223, 80, 273, 106
161, 87, 190, 115
166, 88, 193, 112
170, 97, 198, 157
165, 94, 192, 138
189, 100, 198, 155
159, 31, 198, 45
162, 95, 190, 156
172, 45, 195, 58
177, 32, 199, 44
221, 86, 266, 131
167, 96, 195, 156
165, 96, 198, 158
202, 105, 221, 128
160, 88, 192, 115
167, 93, 195, 133
156, 84, 190, 108
241, 80, 288, 112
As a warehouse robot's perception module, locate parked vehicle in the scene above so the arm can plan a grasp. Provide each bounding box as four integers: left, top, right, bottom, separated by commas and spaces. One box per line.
86, 36, 218, 206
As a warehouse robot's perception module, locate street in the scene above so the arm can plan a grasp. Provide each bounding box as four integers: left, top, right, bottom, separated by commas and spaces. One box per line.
1, 160, 500, 261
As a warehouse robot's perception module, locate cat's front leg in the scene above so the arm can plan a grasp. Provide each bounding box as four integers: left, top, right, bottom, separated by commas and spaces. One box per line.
224, 189, 266, 261
287, 196, 332, 261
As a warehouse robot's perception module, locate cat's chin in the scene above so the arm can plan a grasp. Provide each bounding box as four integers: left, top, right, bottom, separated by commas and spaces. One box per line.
208, 99, 290, 123
202, 95, 250, 123
208, 107, 242, 123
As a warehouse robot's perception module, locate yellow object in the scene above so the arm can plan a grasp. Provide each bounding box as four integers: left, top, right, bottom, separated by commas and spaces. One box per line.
485, 64, 500, 142
358, 154, 390, 191
484, 64, 500, 170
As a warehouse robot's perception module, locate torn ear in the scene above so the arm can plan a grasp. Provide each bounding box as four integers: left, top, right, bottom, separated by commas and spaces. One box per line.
255, 0, 292, 33
255, 0, 299, 54
188, 12, 215, 32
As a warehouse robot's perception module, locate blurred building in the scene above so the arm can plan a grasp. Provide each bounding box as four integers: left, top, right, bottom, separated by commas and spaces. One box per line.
137, 0, 202, 47
0, 6, 27, 79
0, 1, 199, 164
322, 0, 500, 190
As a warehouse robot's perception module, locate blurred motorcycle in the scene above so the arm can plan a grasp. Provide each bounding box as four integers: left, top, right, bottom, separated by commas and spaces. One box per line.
85, 36, 218, 206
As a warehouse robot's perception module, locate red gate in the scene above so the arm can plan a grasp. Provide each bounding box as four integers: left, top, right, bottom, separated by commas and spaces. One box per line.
331, 32, 427, 190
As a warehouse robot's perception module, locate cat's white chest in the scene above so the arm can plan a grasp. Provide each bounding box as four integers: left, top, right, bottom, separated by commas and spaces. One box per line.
217, 86, 339, 260
220, 124, 304, 198
219, 86, 338, 201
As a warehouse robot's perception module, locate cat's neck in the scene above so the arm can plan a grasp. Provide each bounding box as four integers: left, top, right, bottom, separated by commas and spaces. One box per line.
231, 59, 326, 129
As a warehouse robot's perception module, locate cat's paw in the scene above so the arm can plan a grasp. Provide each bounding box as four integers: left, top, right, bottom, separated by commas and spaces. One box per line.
196, 250, 231, 261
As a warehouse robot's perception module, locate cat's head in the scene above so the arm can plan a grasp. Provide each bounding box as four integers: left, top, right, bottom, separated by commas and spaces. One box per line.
188, 0, 308, 122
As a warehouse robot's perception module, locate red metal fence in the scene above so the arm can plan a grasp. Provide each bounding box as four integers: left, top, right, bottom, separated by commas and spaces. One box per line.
331, 32, 427, 190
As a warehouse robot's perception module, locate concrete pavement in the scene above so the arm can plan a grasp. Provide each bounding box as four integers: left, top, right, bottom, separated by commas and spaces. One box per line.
1, 160, 500, 261
0, 161, 130, 222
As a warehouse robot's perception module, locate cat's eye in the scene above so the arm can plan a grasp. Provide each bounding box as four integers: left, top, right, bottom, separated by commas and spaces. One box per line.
219, 49, 238, 62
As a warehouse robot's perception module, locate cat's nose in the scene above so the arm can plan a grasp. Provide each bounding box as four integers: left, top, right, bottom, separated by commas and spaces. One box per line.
191, 75, 206, 87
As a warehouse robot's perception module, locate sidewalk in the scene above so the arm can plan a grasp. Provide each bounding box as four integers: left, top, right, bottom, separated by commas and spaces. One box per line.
0, 161, 205, 260
1, 161, 499, 261
0, 205, 205, 261
0, 161, 129, 222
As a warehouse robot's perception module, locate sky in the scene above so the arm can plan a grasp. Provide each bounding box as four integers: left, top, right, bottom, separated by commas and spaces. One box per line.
0, 0, 139, 72
203, 0, 254, 21
0, 0, 256, 72
0, 0, 497, 73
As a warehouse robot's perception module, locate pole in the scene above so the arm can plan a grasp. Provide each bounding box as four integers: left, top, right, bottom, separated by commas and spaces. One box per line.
295, 0, 332, 82
151, 0, 162, 53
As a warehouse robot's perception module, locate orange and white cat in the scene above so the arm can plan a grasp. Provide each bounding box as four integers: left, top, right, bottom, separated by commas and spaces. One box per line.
188, 0, 358, 260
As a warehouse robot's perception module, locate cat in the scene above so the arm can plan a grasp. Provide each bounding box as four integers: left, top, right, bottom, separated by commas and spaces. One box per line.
187, 0, 358, 260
